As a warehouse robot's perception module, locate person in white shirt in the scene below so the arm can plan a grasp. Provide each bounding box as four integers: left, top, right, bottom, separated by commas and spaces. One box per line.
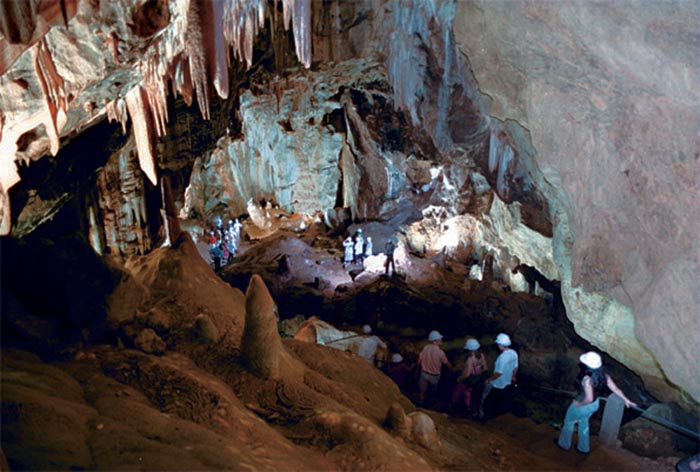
479, 332, 518, 420
358, 324, 386, 366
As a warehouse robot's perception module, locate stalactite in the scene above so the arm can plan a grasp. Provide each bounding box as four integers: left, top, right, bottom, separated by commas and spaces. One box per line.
32, 38, 67, 156
171, 56, 194, 106
292, 0, 311, 69
105, 98, 128, 134
142, 50, 169, 138
210, 0, 229, 99
185, 0, 211, 120
125, 85, 158, 185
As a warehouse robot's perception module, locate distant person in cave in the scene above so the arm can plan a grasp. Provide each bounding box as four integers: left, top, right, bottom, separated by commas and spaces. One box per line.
224, 232, 236, 263
364, 236, 373, 258
451, 338, 489, 415
479, 333, 518, 421
231, 218, 243, 247
354, 229, 365, 265
417, 330, 453, 407
343, 236, 354, 268
556, 351, 637, 454
209, 239, 223, 271
214, 215, 224, 239
358, 324, 387, 366
384, 240, 396, 276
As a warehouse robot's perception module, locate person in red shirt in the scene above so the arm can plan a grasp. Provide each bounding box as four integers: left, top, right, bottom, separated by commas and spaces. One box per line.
417, 330, 452, 407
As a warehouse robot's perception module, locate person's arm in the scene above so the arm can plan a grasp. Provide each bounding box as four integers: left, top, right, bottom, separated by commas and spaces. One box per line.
606, 376, 638, 408
486, 354, 503, 384
439, 350, 453, 370
511, 366, 518, 385
377, 338, 387, 349
573, 376, 595, 407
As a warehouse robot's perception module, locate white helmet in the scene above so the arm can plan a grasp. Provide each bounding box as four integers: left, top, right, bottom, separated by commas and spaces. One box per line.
391, 353, 403, 363
495, 333, 511, 347
362, 324, 372, 334
580, 351, 602, 369
428, 330, 443, 342
465, 338, 480, 351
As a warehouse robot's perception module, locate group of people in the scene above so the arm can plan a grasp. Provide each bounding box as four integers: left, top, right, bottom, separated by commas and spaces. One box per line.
358, 326, 640, 456
207, 216, 243, 270
342, 229, 398, 276
343, 229, 373, 267
411, 330, 519, 420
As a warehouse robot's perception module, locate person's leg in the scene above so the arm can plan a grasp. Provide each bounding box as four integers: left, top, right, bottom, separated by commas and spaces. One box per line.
426, 375, 440, 407
478, 382, 493, 418
418, 372, 429, 406
575, 400, 599, 453
558, 403, 578, 449
451, 383, 466, 407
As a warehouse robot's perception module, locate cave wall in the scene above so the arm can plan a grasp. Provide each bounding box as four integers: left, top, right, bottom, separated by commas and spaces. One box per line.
327, 0, 699, 403
451, 0, 700, 403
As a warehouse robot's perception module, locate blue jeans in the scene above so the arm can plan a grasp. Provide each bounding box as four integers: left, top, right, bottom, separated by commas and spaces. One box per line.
557, 398, 600, 453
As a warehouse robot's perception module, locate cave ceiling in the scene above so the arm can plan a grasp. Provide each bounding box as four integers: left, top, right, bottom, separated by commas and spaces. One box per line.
0, 0, 698, 406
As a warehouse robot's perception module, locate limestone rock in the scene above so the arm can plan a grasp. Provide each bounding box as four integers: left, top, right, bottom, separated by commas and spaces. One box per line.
384, 402, 411, 439
620, 403, 699, 458
193, 314, 219, 344
407, 411, 440, 450
134, 328, 166, 355
453, 0, 700, 404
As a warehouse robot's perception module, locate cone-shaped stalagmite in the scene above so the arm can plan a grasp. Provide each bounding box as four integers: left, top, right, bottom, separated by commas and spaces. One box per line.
241, 274, 283, 379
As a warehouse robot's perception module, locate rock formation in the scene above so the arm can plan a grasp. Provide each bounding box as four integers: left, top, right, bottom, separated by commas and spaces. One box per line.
0, 0, 697, 417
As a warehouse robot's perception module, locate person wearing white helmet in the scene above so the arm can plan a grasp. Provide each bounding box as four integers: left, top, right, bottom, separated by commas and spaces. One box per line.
479, 332, 519, 420
557, 351, 637, 454
386, 352, 413, 391
417, 330, 453, 407
451, 338, 489, 414
358, 324, 387, 366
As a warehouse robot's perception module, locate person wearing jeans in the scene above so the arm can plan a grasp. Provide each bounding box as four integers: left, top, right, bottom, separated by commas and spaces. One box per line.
557, 351, 637, 454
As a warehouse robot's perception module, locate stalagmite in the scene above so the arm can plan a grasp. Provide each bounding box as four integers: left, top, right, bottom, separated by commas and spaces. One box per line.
241, 274, 284, 379
161, 175, 181, 244
125, 85, 158, 185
